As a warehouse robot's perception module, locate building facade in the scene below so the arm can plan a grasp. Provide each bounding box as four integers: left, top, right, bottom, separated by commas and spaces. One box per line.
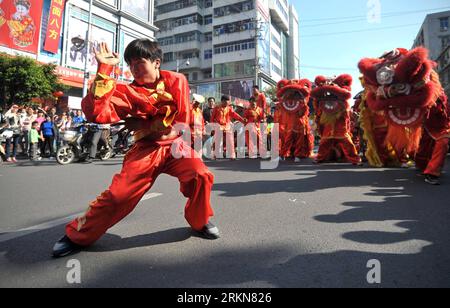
154, 0, 300, 102
0, 0, 157, 109
436, 45, 450, 99
413, 10, 450, 61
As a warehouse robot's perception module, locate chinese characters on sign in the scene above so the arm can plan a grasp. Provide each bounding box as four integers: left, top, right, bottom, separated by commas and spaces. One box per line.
44, 0, 65, 53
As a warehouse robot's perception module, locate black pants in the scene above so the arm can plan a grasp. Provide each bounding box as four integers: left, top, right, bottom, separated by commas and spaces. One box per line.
42, 136, 55, 157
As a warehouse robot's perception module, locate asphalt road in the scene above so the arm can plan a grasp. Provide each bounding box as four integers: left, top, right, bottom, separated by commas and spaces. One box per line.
0, 155, 449, 288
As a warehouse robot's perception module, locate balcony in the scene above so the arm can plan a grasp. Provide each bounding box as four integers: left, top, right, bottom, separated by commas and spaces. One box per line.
269, 0, 289, 32
162, 57, 201, 71
161, 40, 202, 53
157, 23, 202, 37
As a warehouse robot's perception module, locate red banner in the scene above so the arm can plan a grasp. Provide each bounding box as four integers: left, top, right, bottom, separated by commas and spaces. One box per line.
43, 0, 65, 54
0, 0, 44, 55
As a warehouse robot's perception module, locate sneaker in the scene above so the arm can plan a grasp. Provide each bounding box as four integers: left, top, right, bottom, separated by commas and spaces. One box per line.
196, 222, 220, 240
294, 157, 301, 163
424, 175, 440, 186
6, 157, 12, 162
12, 158, 17, 163
52, 235, 82, 258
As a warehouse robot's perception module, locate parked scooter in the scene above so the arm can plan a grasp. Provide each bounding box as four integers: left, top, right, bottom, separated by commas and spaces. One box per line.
56, 123, 113, 165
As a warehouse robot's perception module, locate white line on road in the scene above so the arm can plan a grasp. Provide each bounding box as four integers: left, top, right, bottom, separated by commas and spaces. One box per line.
0, 193, 162, 243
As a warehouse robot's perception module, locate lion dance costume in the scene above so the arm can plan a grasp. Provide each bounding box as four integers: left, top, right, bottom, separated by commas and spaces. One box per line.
311, 75, 362, 165
358, 47, 449, 178
65, 63, 215, 246
275, 79, 315, 160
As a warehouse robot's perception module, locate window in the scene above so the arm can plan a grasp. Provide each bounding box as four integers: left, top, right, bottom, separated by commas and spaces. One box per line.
242, 43, 248, 50
442, 36, 450, 49
204, 32, 212, 42
204, 49, 213, 59
205, 0, 212, 8
205, 15, 213, 25
440, 17, 449, 31
193, 72, 198, 81
228, 45, 234, 52
214, 47, 220, 54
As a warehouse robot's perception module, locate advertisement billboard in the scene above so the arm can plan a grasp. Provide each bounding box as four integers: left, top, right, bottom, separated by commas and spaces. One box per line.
0, 0, 44, 55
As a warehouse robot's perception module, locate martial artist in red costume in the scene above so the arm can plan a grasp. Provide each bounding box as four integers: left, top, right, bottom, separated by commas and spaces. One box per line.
276, 79, 314, 162
53, 40, 219, 258
243, 98, 264, 159
312, 75, 362, 165
210, 95, 244, 160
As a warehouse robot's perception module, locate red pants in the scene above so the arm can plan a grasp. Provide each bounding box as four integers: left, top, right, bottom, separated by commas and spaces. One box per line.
66, 139, 215, 246
316, 137, 361, 164
416, 133, 449, 177
281, 131, 314, 159
245, 126, 263, 158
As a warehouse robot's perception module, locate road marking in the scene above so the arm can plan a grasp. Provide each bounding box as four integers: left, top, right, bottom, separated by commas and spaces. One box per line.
0, 193, 162, 243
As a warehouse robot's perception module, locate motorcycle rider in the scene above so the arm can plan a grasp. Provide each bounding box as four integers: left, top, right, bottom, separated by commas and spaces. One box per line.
85, 123, 110, 163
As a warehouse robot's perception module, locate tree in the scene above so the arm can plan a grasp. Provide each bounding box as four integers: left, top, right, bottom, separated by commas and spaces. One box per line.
0, 53, 67, 109
263, 84, 278, 104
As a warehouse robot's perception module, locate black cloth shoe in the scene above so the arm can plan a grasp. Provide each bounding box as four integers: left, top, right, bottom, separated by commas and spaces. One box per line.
425, 175, 440, 186
52, 235, 81, 258
197, 222, 220, 240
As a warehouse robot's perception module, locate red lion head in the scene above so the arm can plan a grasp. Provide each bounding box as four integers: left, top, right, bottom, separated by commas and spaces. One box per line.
276, 79, 312, 114
358, 47, 439, 127
311, 74, 353, 115
358, 47, 442, 154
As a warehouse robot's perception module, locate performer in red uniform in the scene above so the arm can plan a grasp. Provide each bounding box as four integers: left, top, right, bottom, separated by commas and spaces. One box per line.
190, 94, 206, 157
276, 79, 314, 162
312, 75, 362, 165
243, 98, 264, 158
252, 86, 268, 121
53, 40, 219, 258
415, 92, 450, 185
210, 95, 244, 160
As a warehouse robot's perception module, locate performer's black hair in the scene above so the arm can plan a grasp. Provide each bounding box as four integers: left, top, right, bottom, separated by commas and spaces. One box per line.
124, 39, 163, 66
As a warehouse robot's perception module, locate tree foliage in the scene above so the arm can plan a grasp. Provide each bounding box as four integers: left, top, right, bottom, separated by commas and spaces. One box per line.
0, 53, 67, 108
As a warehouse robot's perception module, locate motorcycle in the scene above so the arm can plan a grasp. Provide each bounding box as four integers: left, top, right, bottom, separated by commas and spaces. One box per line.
0, 127, 13, 162
110, 122, 134, 158
56, 123, 113, 165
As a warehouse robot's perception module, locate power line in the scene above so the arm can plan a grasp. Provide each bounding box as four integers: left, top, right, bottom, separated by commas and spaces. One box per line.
300, 6, 450, 24
300, 7, 450, 28
301, 23, 421, 38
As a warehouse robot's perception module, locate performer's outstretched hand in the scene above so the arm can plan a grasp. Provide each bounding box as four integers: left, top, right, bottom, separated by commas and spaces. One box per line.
94, 42, 120, 66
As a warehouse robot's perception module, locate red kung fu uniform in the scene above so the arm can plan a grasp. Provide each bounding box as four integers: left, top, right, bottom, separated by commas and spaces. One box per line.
211, 105, 244, 159
243, 106, 264, 158
415, 95, 450, 177
65, 64, 215, 247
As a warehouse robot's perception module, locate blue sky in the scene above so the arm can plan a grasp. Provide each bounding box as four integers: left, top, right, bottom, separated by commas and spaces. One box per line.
293, 0, 450, 97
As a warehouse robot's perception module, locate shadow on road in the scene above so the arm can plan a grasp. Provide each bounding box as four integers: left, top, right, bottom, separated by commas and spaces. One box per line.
87, 228, 192, 252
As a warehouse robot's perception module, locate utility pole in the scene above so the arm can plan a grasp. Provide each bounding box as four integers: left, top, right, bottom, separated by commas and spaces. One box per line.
82, 0, 94, 98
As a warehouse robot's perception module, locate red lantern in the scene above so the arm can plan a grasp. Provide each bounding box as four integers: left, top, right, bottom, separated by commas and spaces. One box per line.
53, 91, 64, 98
